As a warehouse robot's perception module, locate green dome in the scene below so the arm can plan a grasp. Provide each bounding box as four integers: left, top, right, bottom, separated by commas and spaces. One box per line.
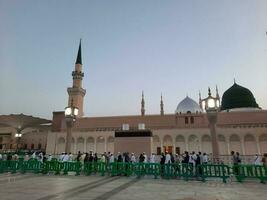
221, 83, 259, 111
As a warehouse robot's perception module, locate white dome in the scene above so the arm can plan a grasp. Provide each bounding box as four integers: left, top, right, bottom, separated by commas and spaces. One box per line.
175, 96, 202, 114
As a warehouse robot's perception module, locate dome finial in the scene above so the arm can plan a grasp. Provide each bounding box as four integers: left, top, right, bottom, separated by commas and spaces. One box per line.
208, 87, 211, 96
234, 78, 236, 84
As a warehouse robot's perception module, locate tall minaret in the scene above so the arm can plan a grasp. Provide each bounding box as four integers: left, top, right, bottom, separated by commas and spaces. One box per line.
216, 85, 220, 106
216, 85, 220, 99
160, 93, 164, 116
199, 91, 202, 107
67, 40, 86, 117
141, 91, 145, 116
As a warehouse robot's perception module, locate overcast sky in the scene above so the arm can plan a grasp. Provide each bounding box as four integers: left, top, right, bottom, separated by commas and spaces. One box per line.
0, 0, 267, 119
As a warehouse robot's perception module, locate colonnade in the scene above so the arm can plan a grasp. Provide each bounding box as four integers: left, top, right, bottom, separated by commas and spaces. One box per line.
152, 133, 267, 155
55, 132, 267, 156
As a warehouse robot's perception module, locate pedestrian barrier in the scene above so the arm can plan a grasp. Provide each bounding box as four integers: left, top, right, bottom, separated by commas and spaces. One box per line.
0, 160, 266, 184
0, 161, 9, 173
83, 162, 94, 176
108, 162, 133, 176
234, 165, 267, 184
62, 162, 81, 175
20, 159, 42, 174
132, 163, 158, 178
197, 164, 230, 183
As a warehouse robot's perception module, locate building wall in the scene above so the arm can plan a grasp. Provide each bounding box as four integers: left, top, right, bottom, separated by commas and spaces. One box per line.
47, 130, 115, 154
47, 127, 267, 156
0, 127, 48, 151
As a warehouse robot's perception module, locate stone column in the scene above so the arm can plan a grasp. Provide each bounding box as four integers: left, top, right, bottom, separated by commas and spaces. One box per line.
199, 136, 202, 152
241, 137, 245, 155
94, 138, 97, 153
84, 138, 86, 153
226, 138, 231, 155
160, 138, 163, 153
104, 137, 107, 152
173, 136, 176, 154
207, 111, 219, 162
256, 137, 261, 155
185, 137, 189, 152
65, 119, 73, 153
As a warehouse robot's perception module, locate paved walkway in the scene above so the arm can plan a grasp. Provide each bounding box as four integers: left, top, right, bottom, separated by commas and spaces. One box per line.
0, 173, 266, 200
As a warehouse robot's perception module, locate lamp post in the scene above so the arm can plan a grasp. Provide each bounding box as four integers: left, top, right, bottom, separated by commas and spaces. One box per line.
15, 130, 22, 151
201, 88, 220, 163
64, 100, 78, 154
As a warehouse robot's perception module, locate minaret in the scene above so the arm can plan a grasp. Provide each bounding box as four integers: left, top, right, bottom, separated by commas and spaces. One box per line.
199, 91, 202, 107
67, 39, 86, 117
160, 93, 164, 116
216, 85, 220, 106
216, 85, 220, 99
141, 91, 145, 116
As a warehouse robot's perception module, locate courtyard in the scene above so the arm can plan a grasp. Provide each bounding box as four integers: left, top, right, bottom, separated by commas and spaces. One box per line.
0, 173, 266, 200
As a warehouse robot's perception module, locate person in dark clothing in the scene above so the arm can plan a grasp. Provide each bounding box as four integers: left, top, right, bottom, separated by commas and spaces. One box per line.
196, 152, 202, 176
84, 153, 89, 163
124, 152, 130, 176
76, 151, 82, 162
93, 153, 98, 162
89, 152, 94, 162
160, 152, 165, 176
117, 153, 123, 162
170, 153, 175, 163
182, 151, 189, 164
139, 153, 145, 163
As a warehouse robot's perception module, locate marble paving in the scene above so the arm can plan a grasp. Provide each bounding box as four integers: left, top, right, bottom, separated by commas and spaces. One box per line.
0, 173, 266, 200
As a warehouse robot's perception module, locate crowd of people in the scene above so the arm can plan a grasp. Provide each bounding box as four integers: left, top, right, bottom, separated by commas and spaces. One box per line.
55, 151, 210, 167
0, 150, 266, 167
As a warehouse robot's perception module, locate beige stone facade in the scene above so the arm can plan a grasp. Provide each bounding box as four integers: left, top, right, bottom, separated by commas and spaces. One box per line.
0, 126, 48, 151
45, 110, 267, 156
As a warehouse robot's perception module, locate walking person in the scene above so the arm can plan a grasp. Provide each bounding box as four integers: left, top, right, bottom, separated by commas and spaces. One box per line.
130, 153, 136, 163
254, 154, 262, 165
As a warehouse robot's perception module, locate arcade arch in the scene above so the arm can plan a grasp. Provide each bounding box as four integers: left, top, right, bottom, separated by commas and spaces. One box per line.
86, 137, 95, 152
163, 135, 173, 153
259, 134, 267, 154
188, 135, 199, 152
229, 134, 241, 154
107, 136, 114, 153
96, 136, 105, 153
175, 135, 185, 154
244, 134, 257, 155
76, 137, 85, 153
201, 135, 212, 154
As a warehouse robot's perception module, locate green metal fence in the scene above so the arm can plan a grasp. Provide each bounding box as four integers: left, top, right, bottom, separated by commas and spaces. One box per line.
0, 160, 266, 184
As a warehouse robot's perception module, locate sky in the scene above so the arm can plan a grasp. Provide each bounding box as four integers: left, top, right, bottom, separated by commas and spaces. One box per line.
0, 0, 267, 119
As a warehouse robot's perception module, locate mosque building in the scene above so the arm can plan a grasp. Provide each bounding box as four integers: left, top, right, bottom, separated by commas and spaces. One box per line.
46, 41, 267, 157
1, 41, 267, 157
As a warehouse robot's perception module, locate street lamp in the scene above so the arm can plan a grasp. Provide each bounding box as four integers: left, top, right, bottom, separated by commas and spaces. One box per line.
201, 87, 220, 163
64, 99, 79, 153
15, 131, 22, 151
